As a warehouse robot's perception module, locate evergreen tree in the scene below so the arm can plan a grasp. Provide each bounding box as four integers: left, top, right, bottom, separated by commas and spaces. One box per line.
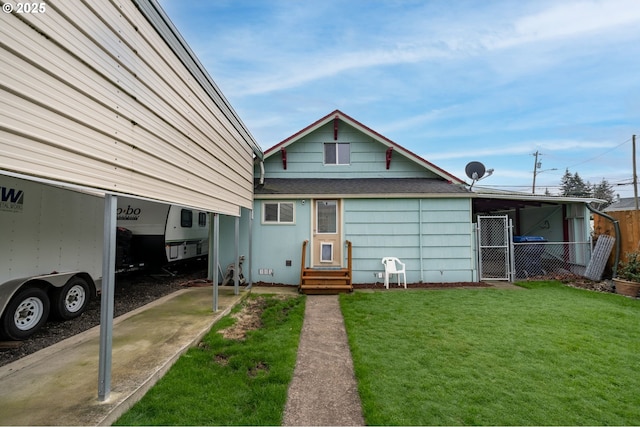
560, 169, 592, 197
592, 178, 616, 207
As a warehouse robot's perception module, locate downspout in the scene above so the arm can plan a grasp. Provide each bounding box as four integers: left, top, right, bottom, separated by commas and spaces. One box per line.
586, 203, 621, 277
259, 160, 265, 185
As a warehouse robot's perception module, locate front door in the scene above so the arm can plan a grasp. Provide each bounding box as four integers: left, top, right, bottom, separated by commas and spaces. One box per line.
312, 199, 341, 267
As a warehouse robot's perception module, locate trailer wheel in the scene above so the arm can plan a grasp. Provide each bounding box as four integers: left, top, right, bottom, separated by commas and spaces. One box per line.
1, 287, 50, 340
52, 277, 90, 320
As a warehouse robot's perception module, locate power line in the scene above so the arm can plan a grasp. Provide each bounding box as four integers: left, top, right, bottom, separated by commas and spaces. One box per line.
565, 137, 633, 170
478, 135, 639, 197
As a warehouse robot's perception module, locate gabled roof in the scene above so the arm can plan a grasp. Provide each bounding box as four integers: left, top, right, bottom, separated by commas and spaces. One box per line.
263, 110, 464, 184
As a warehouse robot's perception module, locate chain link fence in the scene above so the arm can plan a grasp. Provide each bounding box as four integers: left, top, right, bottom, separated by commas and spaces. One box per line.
477, 216, 595, 281
477, 215, 511, 281
513, 241, 592, 280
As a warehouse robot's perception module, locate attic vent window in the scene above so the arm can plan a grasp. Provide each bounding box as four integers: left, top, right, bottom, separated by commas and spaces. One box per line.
324, 142, 350, 165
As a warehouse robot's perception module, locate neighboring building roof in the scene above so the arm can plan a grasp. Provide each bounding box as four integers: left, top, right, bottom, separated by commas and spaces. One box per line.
604, 197, 640, 212
254, 178, 471, 197
263, 110, 464, 184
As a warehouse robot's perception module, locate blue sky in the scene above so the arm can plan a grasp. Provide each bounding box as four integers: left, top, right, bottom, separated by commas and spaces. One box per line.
159, 0, 640, 197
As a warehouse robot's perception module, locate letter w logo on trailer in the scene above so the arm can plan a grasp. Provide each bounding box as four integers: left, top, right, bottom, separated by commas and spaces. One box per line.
1, 187, 24, 204
1, 186, 24, 211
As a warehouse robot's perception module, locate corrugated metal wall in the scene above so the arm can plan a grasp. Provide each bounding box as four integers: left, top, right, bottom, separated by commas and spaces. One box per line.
0, 0, 260, 215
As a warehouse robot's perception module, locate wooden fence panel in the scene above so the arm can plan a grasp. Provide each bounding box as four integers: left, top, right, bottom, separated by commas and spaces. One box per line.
594, 210, 640, 269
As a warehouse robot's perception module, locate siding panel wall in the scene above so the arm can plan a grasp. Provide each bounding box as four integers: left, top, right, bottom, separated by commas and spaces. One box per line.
262, 123, 438, 179
345, 198, 474, 283
0, 0, 258, 215
251, 201, 311, 284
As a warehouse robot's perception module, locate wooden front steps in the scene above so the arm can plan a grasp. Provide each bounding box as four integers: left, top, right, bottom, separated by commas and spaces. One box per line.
299, 240, 353, 294
300, 268, 352, 294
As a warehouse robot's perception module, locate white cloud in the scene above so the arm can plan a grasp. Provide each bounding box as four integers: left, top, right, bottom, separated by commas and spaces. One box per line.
216, 0, 640, 96
494, 0, 640, 48
425, 139, 619, 161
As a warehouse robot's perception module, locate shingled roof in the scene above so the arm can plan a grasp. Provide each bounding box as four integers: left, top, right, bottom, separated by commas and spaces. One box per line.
254, 178, 471, 196
604, 197, 640, 212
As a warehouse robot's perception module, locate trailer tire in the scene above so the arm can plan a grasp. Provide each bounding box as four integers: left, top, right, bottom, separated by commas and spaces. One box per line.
1, 287, 50, 340
51, 277, 90, 320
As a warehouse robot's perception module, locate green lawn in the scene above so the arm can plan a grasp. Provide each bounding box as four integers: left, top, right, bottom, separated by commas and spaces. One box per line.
113, 294, 305, 426
113, 283, 640, 426
340, 281, 640, 425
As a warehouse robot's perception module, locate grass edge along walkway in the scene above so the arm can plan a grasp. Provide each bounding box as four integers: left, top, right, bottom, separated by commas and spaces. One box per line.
340, 281, 640, 426
113, 293, 305, 426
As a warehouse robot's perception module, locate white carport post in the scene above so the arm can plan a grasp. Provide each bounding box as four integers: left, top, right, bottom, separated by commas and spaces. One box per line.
98, 194, 117, 401
234, 216, 240, 295
247, 210, 253, 288
210, 213, 220, 312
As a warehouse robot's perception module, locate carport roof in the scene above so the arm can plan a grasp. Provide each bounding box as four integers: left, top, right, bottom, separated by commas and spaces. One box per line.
254, 178, 471, 197
471, 187, 604, 212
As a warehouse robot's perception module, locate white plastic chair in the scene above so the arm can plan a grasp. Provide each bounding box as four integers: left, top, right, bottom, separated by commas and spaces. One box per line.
381, 257, 407, 289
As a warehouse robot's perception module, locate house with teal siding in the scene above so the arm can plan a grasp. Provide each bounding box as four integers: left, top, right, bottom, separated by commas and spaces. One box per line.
251, 110, 475, 287
249, 110, 602, 289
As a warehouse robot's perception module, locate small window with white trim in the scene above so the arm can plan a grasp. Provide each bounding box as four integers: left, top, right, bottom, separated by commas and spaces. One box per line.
324, 142, 350, 165
263, 201, 295, 224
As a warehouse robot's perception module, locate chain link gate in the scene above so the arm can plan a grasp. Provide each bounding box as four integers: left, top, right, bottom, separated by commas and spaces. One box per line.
477, 215, 514, 281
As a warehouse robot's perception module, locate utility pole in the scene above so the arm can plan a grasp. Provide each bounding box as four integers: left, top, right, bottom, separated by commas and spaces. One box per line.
532, 150, 556, 194
532, 150, 540, 194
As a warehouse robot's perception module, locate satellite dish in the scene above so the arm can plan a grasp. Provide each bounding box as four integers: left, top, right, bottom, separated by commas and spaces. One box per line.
465, 161, 486, 180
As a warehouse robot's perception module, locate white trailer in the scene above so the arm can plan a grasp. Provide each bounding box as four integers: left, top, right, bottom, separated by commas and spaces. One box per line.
116, 197, 209, 270
0, 176, 210, 340
0, 175, 104, 340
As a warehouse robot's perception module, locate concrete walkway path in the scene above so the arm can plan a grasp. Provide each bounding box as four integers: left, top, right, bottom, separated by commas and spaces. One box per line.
0, 287, 248, 426
283, 295, 365, 426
